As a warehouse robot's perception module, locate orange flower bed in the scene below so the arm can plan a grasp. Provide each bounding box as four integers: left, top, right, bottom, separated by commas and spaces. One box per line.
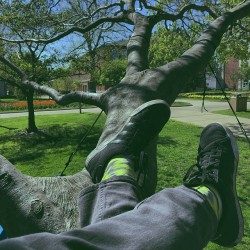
0, 100, 57, 111
34, 100, 56, 106
11, 100, 56, 107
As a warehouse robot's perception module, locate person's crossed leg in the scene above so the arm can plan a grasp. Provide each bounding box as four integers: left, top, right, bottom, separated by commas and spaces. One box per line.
0, 100, 244, 249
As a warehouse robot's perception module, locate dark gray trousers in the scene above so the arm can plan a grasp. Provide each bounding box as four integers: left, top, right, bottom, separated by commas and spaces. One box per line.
0, 176, 217, 250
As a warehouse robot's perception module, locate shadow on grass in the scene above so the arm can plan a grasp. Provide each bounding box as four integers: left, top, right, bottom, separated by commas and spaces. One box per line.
4, 124, 103, 165
158, 135, 178, 146
239, 196, 250, 207
0, 125, 18, 130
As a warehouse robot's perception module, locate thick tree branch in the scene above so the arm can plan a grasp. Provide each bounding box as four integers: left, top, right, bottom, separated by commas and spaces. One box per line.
23, 80, 103, 108
125, 13, 152, 75
0, 55, 103, 108
124, 0, 136, 11
124, 3, 219, 76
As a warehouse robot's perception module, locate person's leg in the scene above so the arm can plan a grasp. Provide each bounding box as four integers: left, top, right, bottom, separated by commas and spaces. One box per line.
79, 100, 171, 226
0, 186, 218, 250
0, 123, 243, 250
183, 123, 244, 247
78, 175, 144, 227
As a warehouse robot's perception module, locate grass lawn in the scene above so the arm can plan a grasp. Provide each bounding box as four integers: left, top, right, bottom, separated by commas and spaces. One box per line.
213, 109, 250, 119
0, 113, 249, 249
0, 98, 18, 103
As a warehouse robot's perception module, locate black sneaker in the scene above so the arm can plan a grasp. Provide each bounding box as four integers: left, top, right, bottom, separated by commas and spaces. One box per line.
85, 99, 171, 183
183, 123, 244, 247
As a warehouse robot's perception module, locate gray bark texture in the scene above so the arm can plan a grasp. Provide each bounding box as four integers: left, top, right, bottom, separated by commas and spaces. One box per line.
0, 1, 249, 237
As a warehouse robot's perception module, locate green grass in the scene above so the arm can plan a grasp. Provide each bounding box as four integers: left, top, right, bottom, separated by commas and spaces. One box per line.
0, 114, 249, 249
213, 109, 250, 119
0, 98, 18, 103
158, 121, 250, 250
0, 113, 106, 176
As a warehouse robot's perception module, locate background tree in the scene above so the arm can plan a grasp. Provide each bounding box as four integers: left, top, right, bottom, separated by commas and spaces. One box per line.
0, 0, 65, 132
150, 26, 194, 67
149, 0, 249, 89
0, 0, 249, 242
100, 59, 127, 87
58, 0, 130, 92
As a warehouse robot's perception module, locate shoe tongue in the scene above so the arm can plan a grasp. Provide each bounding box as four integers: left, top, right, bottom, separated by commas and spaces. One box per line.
200, 124, 228, 151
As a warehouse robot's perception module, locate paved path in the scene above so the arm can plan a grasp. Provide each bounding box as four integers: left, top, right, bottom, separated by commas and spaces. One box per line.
0, 99, 249, 139
0, 108, 101, 119
171, 99, 250, 139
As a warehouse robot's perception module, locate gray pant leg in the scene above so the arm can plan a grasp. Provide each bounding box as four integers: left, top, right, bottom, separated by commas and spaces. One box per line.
78, 176, 144, 226
0, 184, 217, 250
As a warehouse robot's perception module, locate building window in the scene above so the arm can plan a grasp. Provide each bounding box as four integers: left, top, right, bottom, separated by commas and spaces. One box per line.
242, 79, 250, 90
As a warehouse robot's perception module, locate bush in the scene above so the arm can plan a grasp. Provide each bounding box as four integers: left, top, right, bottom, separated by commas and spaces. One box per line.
0, 100, 81, 112
178, 91, 250, 100
100, 59, 127, 87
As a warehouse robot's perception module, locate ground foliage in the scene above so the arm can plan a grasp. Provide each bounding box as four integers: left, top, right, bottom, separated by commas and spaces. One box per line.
0, 113, 249, 249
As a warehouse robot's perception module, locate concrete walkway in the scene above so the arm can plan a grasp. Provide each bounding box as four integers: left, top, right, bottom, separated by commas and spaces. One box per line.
0, 107, 101, 119
0, 99, 249, 139
171, 99, 250, 139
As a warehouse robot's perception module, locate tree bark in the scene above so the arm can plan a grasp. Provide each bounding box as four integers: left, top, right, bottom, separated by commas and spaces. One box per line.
26, 89, 38, 133
0, 155, 92, 237
0, 1, 249, 237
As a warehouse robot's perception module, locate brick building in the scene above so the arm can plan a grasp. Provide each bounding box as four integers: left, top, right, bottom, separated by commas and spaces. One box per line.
72, 40, 127, 92
206, 58, 250, 90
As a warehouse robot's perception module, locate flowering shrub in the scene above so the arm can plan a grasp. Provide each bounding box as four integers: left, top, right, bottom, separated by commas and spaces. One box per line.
0, 100, 80, 111
178, 91, 249, 101
178, 94, 227, 100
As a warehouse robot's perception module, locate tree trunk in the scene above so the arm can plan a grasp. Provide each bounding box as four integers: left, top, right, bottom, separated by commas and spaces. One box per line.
0, 1, 249, 237
0, 155, 92, 237
26, 89, 38, 133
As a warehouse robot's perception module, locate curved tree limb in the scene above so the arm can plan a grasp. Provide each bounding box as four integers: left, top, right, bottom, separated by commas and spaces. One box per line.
125, 2, 220, 76
125, 13, 152, 75
0, 55, 103, 109
23, 80, 104, 109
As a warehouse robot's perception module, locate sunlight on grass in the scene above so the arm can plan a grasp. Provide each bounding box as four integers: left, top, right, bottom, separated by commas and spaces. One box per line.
0, 113, 106, 176
0, 114, 249, 249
